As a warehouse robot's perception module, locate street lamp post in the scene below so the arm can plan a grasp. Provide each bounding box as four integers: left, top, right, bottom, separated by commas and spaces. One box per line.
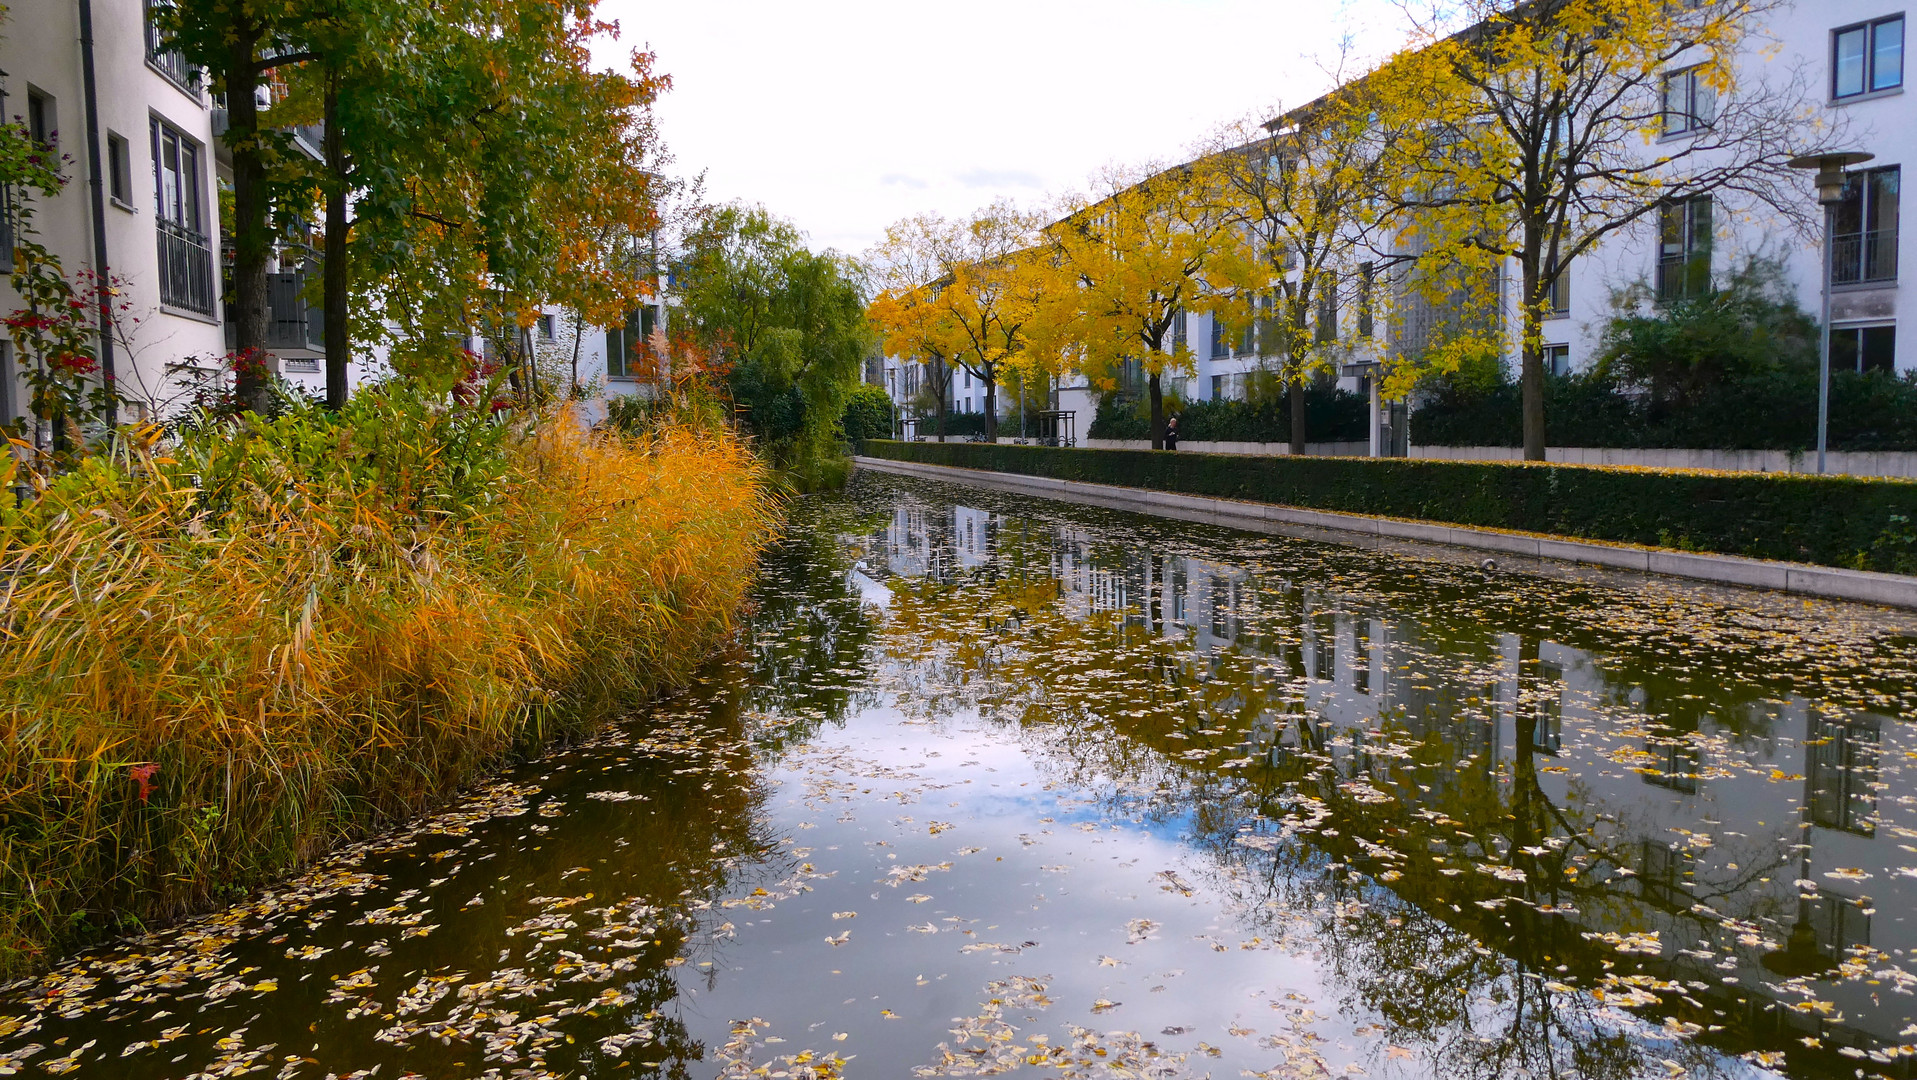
1788, 151, 1873, 474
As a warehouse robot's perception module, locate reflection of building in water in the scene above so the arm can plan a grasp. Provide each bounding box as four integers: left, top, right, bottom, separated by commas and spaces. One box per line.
862, 499, 1912, 1056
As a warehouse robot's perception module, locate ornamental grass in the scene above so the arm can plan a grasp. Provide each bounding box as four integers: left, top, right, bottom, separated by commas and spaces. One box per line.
0, 390, 775, 974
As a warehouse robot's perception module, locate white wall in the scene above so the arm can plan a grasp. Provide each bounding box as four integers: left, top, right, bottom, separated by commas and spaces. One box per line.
3, 0, 227, 423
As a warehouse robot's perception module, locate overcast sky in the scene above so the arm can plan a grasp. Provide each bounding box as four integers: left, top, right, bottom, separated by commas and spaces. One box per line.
595, 0, 1400, 257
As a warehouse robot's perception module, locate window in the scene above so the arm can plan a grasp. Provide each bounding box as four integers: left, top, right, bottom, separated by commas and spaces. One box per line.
1209, 314, 1228, 358
1662, 66, 1716, 135
1545, 261, 1570, 316
1656, 195, 1713, 302
1808, 715, 1880, 834
1211, 372, 1247, 401
151, 118, 213, 314
1315, 285, 1338, 343
1357, 263, 1375, 338
1832, 166, 1899, 285
1544, 343, 1571, 376
605, 308, 654, 378
1833, 325, 1897, 373
25, 89, 53, 151
1170, 308, 1187, 353
107, 132, 132, 207
537, 314, 555, 341
1834, 16, 1905, 99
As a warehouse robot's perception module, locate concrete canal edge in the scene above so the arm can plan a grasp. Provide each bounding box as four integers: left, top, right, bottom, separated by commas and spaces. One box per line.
853, 455, 1917, 611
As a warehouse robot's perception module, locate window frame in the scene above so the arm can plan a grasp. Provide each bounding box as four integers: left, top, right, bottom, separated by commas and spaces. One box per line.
1831, 165, 1900, 286
1832, 15, 1906, 100
107, 131, 134, 209
1656, 195, 1714, 302
1661, 66, 1716, 136
150, 116, 215, 316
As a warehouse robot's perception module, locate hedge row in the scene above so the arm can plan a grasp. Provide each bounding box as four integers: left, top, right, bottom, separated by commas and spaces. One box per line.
858, 439, 1917, 573
1412, 370, 1917, 451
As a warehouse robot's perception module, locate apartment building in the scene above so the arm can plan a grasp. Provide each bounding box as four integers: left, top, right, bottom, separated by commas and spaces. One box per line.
1, 0, 226, 423
881, 1, 1908, 452
1, 0, 657, 427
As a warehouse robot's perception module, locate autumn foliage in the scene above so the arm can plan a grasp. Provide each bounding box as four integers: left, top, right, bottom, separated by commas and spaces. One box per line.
0, 392, 774, 972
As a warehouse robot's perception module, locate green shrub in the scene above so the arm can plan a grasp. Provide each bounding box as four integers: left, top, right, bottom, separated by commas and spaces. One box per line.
858, 440, 1917, 571
1411, 258, 1917, 452
839, 382, 896, 441
1089, 387, 1368, 443
1413, 369, 1917, 451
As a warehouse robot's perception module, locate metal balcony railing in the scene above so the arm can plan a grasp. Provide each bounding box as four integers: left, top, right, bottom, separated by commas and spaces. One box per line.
143, 5, 200, 95
157, 219, 215, 315
1832, 229, 1899, 286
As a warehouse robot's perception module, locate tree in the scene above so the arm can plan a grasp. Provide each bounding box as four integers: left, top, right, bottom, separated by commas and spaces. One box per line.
867, 215, 962, 441
1368, 0, 1822, 460
1205, 86, 1392, 454
1047, 163, 1235, 450
162, 0, 667, 409
675, 203, 870, 483
933, 204, 1046, 442
158, 0, 321, 413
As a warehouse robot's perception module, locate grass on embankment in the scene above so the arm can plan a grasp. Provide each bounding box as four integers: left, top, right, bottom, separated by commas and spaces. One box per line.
0, 391, 775, 974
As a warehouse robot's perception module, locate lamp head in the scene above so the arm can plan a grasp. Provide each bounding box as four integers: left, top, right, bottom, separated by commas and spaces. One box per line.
1788, 151, 1876, 205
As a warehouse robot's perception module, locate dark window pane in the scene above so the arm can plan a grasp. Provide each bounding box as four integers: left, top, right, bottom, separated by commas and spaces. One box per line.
1864, 325, 1897, 373
1833, 328, 1861, 372
1874, 17, 1904, 91
1837, 25, 1869, 96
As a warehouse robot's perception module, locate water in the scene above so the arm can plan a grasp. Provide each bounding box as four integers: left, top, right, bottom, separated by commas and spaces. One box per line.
6, 469, 1917, 1079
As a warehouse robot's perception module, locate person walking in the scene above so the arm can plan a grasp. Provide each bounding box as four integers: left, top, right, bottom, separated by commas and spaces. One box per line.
1164, 415, 1179, 452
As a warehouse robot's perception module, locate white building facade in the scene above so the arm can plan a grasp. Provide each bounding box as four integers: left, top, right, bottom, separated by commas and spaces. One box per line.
880, 2, 1910, 455
2, 0, 658, 429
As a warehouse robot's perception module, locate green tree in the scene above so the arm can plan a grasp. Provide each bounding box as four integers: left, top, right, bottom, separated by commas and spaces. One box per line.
675, 204, 871, 485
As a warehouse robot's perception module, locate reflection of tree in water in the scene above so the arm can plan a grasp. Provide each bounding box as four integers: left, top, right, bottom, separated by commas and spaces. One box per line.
732, 495, 886, 749
847, 474, 1900, 1079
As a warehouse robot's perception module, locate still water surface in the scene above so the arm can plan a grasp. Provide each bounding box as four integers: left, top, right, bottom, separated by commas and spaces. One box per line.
6, 470, 1917, 1079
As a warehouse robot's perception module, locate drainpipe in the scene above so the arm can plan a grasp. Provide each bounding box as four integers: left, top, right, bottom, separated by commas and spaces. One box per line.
76, 0, 119, 426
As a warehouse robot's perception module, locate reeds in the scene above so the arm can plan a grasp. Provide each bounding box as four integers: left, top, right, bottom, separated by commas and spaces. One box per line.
0, 392, 774, 973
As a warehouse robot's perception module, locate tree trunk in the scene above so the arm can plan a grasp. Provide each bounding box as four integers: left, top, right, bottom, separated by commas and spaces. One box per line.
1520, 254, 1546, 461
982, 367, 997, 441
322, 75, 349, 410
1148, 373, 1164, 451
1288, 374, 1306, 456
227, 27, 271, 414
934, 362, 947, 442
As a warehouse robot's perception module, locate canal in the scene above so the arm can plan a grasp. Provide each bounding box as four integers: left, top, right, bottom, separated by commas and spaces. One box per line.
4, 469, 1917, 1079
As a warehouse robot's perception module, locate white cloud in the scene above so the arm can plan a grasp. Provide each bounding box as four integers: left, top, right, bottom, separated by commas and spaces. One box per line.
595, 0, 1400, 255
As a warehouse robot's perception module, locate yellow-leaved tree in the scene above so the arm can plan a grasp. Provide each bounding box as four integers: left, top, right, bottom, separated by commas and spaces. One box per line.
1047, 164, 1237, 450
934, 202, 1048, 441
868, 215, 962, 440
1368, 0, 1822, 459
1204, 81, 1394, 454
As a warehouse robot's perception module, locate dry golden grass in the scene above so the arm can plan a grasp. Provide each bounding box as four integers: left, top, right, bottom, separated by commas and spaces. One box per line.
0, 403, 773, 973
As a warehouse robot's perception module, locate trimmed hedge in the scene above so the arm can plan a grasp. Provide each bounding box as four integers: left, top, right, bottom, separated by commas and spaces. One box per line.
858, 439, 1917, 573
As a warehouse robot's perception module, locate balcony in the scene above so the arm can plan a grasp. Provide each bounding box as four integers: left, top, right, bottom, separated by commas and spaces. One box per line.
143, 3, 200, 96
268, 271, 324, 351
157, 219, 215, 315
1832, 229, 1898, 286
225, 270, 324, 355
